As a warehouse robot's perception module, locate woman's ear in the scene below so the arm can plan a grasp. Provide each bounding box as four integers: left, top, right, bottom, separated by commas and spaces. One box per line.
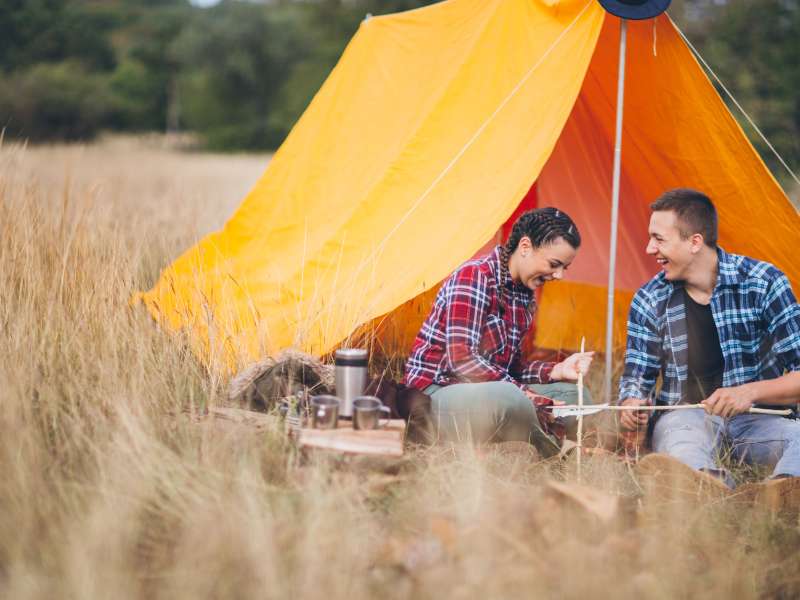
517, 236, 533, 253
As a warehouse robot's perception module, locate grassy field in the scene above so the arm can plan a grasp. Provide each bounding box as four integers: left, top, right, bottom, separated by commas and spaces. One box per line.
1, 137, 799, 599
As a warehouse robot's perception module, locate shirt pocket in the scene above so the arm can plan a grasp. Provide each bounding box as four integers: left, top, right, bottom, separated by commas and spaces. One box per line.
480, 314, 508, 360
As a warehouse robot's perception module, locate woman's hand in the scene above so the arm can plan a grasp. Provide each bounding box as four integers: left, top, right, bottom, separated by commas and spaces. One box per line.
550, 351, 595, 382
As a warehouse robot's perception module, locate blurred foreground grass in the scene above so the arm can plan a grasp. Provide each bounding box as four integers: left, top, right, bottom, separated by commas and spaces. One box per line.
1, 138, 798, 599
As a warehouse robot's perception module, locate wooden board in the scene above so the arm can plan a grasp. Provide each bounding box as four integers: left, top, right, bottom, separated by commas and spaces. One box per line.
203, 407, 405, 458
297, 419, 405, 457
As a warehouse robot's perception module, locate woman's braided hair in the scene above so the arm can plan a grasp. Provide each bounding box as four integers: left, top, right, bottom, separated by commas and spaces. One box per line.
499, 207, 581, 283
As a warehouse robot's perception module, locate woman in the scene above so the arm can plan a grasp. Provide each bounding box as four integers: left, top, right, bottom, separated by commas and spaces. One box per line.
403, 207, 593, 455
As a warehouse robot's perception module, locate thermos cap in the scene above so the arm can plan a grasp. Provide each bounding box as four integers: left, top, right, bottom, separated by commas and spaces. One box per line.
335, 348, 368, 366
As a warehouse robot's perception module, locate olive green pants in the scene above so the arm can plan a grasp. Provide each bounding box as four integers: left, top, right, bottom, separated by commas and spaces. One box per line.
425, 381, 593, 457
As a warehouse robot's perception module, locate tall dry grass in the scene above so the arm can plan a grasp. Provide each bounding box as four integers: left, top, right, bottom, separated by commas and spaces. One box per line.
1, 137, 798, 599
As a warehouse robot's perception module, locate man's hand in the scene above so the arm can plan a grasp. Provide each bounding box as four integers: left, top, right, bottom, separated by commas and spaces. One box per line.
702, 385, 755, 418
619, 398, 649, 431
551, 352, 595, 382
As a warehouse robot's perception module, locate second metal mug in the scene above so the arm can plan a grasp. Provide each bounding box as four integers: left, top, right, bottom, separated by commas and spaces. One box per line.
311, 395, 340, 429
352, 396, 391, 431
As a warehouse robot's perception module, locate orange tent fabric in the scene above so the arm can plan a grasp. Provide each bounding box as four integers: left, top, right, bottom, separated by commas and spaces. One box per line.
138, 0, 799, 371
534, 15, 799, 350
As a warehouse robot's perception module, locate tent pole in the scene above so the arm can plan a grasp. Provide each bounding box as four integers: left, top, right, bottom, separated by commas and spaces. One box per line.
604, 18, 627, 404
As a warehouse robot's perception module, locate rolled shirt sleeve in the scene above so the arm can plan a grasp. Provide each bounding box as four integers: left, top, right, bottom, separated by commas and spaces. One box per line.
511, 356, 555, 385
763, 273, 800, 373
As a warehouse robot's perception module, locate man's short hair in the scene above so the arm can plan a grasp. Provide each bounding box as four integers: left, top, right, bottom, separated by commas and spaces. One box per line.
650, 188, 718, 248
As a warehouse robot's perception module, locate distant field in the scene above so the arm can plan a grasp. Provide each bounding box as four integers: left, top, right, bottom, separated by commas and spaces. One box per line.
1, 137, 798, 599
0, 135, 268, 282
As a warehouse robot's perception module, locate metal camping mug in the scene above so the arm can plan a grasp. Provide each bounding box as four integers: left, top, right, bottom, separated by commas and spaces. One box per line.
334, 348, 368, 418
311, 395, 340, 429
352, 396, 392, 431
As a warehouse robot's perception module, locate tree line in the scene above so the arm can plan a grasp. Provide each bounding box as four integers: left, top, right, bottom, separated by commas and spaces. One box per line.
0, 0, 796, 183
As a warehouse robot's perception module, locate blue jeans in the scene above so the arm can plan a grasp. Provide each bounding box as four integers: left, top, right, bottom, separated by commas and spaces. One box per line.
425, 381, 592, 457
651, 409, 800, 487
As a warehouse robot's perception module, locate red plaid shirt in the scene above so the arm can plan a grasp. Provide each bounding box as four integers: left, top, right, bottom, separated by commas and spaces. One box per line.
403, 246, 554, 392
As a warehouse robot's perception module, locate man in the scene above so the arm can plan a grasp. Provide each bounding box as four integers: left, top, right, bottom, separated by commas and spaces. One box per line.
618, 188, 800, 494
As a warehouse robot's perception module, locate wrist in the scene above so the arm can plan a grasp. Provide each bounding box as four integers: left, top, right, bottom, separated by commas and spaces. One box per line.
621, 397, 647, 406
550, 362, 563, 381
741, 382, 759, 405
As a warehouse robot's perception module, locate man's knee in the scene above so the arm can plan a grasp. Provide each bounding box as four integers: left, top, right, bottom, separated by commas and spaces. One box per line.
654, 423, 703, 451
653, 413, 719, 466
730, 416, 800, 470
762, 419, 800, 475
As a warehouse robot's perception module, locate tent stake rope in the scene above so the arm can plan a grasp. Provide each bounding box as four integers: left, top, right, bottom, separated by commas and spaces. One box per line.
674, 19, 800, 190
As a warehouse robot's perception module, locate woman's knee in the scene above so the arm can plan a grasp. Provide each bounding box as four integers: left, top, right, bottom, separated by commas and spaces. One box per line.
490, 382, 535, 416
527, 382, 592, 405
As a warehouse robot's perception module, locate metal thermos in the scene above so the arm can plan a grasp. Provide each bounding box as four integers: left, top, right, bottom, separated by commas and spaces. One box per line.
334, 348, 368, 418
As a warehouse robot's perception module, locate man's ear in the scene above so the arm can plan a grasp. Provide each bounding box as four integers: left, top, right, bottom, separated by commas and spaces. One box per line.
690, 233, 704, 254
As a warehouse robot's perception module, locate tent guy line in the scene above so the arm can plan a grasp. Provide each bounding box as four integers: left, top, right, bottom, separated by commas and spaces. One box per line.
674, 18, 800, 190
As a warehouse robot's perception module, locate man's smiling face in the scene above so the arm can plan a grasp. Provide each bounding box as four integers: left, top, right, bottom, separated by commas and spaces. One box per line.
646, 210, 697, 281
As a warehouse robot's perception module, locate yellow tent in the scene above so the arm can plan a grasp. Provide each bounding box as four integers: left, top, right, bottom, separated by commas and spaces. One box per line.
138, 0, 799, 371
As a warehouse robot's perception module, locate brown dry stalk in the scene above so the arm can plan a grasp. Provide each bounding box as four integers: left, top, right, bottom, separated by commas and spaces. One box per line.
0, 138, 796, 600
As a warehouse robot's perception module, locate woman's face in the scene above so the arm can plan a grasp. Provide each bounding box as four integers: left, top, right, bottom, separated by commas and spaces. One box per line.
511, 236, 577, 291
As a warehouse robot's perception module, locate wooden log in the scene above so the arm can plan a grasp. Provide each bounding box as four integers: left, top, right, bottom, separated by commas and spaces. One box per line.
542, 480, 637, 538
545, 481, 622, 525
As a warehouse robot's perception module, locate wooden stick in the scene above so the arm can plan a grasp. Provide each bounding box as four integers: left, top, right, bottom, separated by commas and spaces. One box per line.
604, 404, 792, 416
576, 337, 585, 482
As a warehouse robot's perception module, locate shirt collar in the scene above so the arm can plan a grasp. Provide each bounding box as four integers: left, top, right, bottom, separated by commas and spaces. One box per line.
663, 246, 740, 294
716, 246, 742, 287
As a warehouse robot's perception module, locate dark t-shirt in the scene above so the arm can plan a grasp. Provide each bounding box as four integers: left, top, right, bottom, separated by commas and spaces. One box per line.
684, 288, 725, 404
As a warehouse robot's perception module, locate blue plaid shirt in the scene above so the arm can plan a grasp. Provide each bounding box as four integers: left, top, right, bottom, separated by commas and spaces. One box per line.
619, 247, 800, 407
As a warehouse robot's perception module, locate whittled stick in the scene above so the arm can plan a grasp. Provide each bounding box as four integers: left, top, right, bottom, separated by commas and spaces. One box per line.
607, 404, 792, 416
